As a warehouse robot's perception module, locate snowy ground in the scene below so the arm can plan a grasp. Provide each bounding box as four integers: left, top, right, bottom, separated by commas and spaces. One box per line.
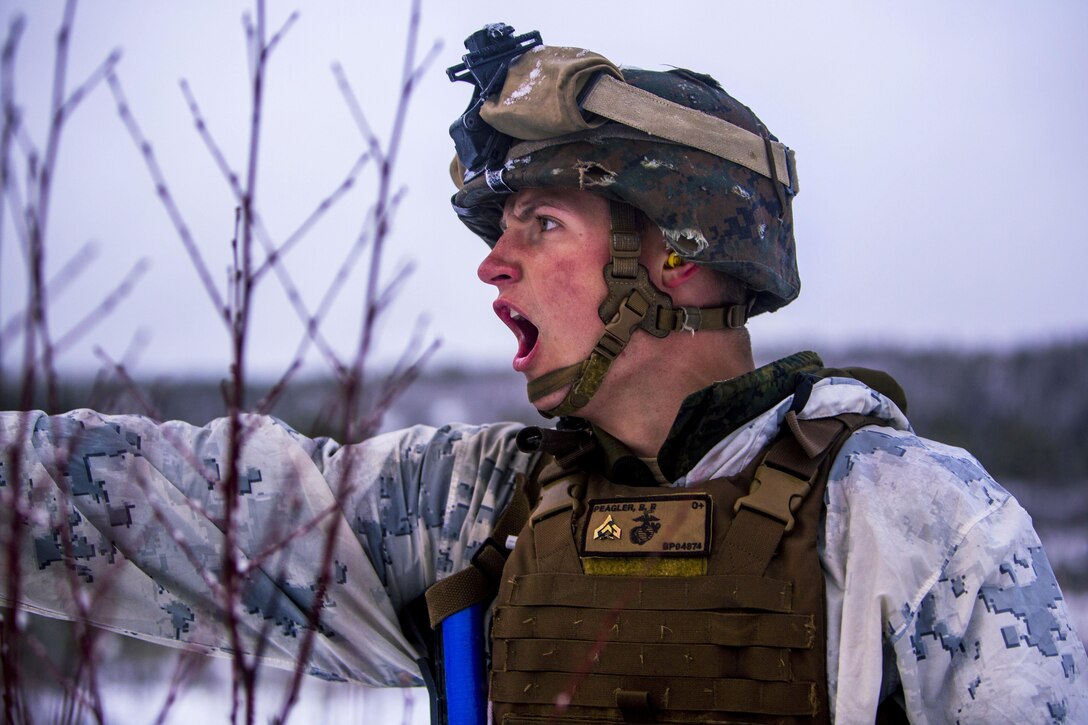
24, 662, 429, 725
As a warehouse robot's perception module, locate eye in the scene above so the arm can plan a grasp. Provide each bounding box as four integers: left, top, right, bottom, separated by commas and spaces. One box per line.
537, 216, 559, 232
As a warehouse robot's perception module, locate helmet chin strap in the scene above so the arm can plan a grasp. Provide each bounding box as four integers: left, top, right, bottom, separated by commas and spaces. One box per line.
526, 201, 751, 419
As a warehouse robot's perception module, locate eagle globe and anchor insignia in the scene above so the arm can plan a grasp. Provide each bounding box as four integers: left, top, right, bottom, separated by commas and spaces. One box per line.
582, 494, 713, 557
629, 511, 662, 545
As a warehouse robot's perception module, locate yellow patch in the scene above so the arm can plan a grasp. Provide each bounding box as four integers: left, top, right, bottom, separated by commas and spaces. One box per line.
582, 557, 707, 577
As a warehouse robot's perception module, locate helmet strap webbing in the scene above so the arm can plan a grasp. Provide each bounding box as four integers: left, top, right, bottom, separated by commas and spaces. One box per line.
526, 201, 750, 418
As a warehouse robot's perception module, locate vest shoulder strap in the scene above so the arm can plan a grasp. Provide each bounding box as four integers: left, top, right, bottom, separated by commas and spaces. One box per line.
723, 411, 879, 576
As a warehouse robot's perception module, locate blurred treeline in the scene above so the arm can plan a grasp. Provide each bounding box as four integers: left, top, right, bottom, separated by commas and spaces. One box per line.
812, 339, 1088, 483
4, 337, 1086, 484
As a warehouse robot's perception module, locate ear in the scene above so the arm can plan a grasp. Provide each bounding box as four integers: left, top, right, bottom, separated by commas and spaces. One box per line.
661, 257, 701, 290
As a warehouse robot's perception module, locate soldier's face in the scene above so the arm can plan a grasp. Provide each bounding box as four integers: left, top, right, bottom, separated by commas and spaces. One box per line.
478, 188, 612, 410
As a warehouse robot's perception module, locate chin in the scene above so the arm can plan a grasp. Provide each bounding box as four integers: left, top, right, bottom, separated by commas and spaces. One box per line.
526, 384, 570, 416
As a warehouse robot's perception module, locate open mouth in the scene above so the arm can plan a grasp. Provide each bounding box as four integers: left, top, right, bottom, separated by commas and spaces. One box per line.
495, 302, 540, 369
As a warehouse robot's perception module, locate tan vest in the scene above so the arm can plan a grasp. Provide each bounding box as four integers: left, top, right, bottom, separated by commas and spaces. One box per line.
422, 412, 884, 723
488, 413, 870, 724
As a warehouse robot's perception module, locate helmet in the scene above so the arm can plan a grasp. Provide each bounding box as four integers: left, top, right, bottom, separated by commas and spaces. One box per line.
447, 30, 800, 417
449, 41, 800, 316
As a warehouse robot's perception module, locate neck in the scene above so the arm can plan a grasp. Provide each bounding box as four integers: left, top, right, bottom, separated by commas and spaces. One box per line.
579, 328, 755, 457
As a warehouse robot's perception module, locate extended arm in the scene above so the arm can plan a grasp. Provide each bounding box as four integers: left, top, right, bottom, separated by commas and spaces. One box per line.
0, 409, 534, 686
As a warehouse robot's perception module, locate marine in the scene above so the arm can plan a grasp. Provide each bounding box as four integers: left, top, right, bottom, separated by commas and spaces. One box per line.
2, 21, 1086, 724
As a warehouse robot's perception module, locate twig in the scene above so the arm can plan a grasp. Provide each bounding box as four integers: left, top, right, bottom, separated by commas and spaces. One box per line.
253, 190, 408, 416
264, 10, 299, 59
0, 15, 26, 373
179, 76, 370, 376
358, 325, 440, 441
331, 63, 382, 162
178, 74, 363, 399
341, 0, 430, 440
178, 79, 242, 201
57, 48, 122, 120
50, 258, 149, 357
150, 648, 205, 725
106, 71, 229, 326
0, 239, 98, 347
92, 346, 162, 419
252, 150, 370, 280
223, 2, 272, 721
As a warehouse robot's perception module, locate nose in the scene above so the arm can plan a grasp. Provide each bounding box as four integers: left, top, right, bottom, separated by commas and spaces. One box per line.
477, 233, 520, 287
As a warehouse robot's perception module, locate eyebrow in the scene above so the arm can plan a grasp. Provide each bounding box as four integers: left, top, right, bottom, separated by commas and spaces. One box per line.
500, 195, 571, 231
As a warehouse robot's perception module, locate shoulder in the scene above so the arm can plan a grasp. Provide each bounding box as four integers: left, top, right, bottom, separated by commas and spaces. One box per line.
830, 425, 1008, 519
825, 424, 1013, 578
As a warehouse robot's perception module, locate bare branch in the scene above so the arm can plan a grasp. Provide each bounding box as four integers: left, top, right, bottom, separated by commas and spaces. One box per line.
0, 16, 27, 348
51, 257, 149, 357
252, 187, 409, 411
150, 649, 206, 725
33, 0, 77, 242
252, 150, 370, 280
344, 0, 427, 412
180, 73, 363, 378
373, 248, 415, 312
1, 239, 98, 347
358, 324, 440, 440
107, 71, 229, 325
331, 62, 382, 162
179, 79, 242, 196
264, 10, 299, 59
92, 345, 161, 420
252, 358, 301, 415
277, 190, 408, 391
21, 630, 101, 719
15, 0, 84, 415
3, 3, 442, 720
58, 48, 122, 120
411, 39, 444, 87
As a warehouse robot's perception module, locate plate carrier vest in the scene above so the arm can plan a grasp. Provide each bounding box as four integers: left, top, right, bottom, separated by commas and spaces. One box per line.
424, 406, 886, 724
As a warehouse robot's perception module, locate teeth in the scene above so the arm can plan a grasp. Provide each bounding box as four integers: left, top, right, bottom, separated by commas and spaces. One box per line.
510, 310, 524, 321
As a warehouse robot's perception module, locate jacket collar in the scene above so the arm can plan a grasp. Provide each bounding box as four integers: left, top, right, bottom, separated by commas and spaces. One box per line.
657, 351, 823, 481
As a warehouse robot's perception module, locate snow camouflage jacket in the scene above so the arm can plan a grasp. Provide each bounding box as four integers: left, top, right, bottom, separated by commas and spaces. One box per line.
1, 354, 1085, 723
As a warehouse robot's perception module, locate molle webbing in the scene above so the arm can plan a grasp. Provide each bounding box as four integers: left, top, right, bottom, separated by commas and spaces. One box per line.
493, 640, 793, 681
492, 673, 817, 717
492, 607, 816, 650
491, 413, 877, 723
492, 575, 813, 721
503, 573, 794, 612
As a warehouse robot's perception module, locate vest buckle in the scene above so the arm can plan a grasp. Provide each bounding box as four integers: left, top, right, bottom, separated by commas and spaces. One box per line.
733, 463, 812, 533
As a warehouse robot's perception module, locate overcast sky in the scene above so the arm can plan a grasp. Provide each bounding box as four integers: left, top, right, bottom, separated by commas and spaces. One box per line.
2, 1, 1086, 380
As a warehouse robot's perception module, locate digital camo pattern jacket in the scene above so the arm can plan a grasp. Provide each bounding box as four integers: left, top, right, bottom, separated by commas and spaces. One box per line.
679, 377, 1087, 724
2, 373, 1087, 723
0, 410, 535, 687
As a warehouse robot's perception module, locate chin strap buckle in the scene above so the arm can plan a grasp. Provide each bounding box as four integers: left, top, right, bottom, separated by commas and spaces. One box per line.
594, 290, 650, 360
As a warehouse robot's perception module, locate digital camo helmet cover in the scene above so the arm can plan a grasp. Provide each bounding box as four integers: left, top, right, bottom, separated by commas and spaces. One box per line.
448, 37, 800, 316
